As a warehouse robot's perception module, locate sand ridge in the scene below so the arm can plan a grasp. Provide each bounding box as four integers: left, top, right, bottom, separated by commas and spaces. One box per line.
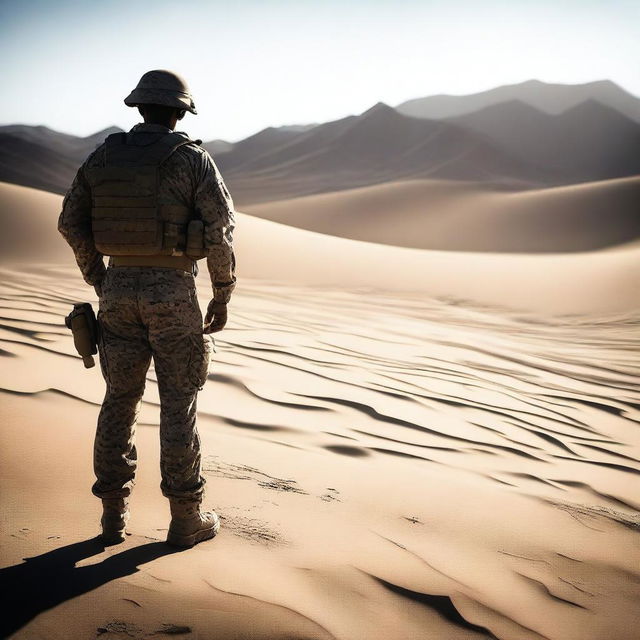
243, 176, 640, 252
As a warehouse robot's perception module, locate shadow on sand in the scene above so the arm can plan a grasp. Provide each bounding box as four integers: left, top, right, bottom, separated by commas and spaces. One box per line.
0, 537, 182, 637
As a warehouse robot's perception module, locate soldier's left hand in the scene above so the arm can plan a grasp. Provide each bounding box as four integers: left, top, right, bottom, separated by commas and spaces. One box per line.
203, 300, 227, 333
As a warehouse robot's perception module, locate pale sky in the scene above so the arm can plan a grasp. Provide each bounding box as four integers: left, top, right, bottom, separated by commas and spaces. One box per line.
1, 0, 639, 142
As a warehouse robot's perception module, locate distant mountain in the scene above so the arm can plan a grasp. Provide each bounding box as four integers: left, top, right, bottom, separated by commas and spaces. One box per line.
0, 125, 81, 157
1, 81, 638, 203
397, 80, 640, 123
0, 125, 123, 194
0, 125, 123, 165
216, 102, 558, 205
202, 139, 233, 155
201, 124, 316, 158
448, 99, 640, 182
75, 127, 123, 161
0, 134, 79, 194
272, 123, 318, 134
209, 125, 309, 173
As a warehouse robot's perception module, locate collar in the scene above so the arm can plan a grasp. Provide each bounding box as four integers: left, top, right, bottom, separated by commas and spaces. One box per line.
130, 123, 174, 134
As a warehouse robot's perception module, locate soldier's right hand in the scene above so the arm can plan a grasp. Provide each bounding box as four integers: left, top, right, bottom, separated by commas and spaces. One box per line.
203, 300, 227, 334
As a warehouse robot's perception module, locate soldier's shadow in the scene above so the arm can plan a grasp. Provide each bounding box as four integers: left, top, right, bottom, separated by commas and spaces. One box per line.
0, 536, 182, 637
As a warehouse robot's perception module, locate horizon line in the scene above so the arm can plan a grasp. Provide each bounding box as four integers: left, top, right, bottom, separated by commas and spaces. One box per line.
1, 77, 638, 144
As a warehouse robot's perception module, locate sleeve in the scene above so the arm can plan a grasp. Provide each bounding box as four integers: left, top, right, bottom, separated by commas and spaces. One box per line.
194, 151, 237, 304
57, 161, 106, 288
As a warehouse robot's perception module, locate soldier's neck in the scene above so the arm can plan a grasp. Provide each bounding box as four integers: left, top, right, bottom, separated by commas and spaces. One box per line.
143, 117, 177, 131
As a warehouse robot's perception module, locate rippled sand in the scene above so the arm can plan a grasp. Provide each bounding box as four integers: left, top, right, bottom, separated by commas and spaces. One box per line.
1, 264, 638, 640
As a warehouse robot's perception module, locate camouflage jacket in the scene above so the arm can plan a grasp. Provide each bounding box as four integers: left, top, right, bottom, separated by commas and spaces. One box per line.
57, 123, 236, 303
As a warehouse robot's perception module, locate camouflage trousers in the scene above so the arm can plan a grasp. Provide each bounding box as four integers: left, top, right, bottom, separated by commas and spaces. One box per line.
92, 266, 213, 504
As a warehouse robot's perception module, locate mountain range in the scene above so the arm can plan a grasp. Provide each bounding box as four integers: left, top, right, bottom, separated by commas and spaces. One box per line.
1, 80, 638, 204
396, 79, 640, 122
0, 125, 121, 194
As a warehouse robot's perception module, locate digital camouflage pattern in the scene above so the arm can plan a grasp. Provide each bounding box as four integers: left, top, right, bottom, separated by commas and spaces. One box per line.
92, 266, 212, 502
58, 122, 235, 505
58, 123, 236, 304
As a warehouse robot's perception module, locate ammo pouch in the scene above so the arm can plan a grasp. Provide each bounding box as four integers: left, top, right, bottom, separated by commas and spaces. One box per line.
86, 132, 208, 259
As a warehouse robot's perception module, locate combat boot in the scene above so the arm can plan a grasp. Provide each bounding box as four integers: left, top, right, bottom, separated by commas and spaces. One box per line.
101, 497, 129, 545
167, 499, 220, 548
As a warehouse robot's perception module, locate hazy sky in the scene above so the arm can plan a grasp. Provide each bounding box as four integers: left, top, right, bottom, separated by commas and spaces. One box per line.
1, 0, 638, 141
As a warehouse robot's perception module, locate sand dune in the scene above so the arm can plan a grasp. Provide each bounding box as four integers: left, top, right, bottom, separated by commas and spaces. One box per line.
0, 183, 76, 264
1, 263, 638, 639
2, 181, 639, 315
233, 213, 640, 315
244, 176, 640, 252
1, 181, 639, 638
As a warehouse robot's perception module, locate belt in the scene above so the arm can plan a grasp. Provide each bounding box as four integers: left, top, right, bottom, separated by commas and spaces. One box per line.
109, 255, 196, 272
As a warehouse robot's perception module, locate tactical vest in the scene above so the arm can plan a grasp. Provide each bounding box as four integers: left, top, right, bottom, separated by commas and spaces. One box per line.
86, 132, 206, 258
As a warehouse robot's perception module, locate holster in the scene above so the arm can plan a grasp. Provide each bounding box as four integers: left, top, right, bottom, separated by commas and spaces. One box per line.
65, 303, 98, 368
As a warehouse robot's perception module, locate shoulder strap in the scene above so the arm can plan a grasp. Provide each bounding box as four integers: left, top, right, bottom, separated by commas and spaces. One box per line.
143, 133, 194, 166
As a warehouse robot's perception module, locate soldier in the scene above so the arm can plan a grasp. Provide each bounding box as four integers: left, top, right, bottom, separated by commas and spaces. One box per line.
58, 70, 236, 547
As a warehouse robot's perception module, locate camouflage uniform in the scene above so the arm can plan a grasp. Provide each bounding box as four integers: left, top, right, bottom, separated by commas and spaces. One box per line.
58, 123, 236, 505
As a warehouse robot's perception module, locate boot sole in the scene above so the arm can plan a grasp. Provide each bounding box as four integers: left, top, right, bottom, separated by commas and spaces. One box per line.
166, 514, 221, 548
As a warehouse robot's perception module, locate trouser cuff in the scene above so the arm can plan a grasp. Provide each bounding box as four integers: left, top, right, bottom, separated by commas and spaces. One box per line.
160, 478, 206, 503
92, 481, 134, 500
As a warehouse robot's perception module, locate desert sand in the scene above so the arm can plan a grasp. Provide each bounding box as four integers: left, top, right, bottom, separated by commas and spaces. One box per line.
2, 181, 638, 316
1, 182, 639, 639
243, 176, 640, 252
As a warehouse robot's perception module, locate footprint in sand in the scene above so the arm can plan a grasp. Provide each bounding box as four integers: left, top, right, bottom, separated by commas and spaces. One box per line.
218, 512, 286, 546
96, 621, 193, 638
319, 487, 342, 502
203, 455, 308, 495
